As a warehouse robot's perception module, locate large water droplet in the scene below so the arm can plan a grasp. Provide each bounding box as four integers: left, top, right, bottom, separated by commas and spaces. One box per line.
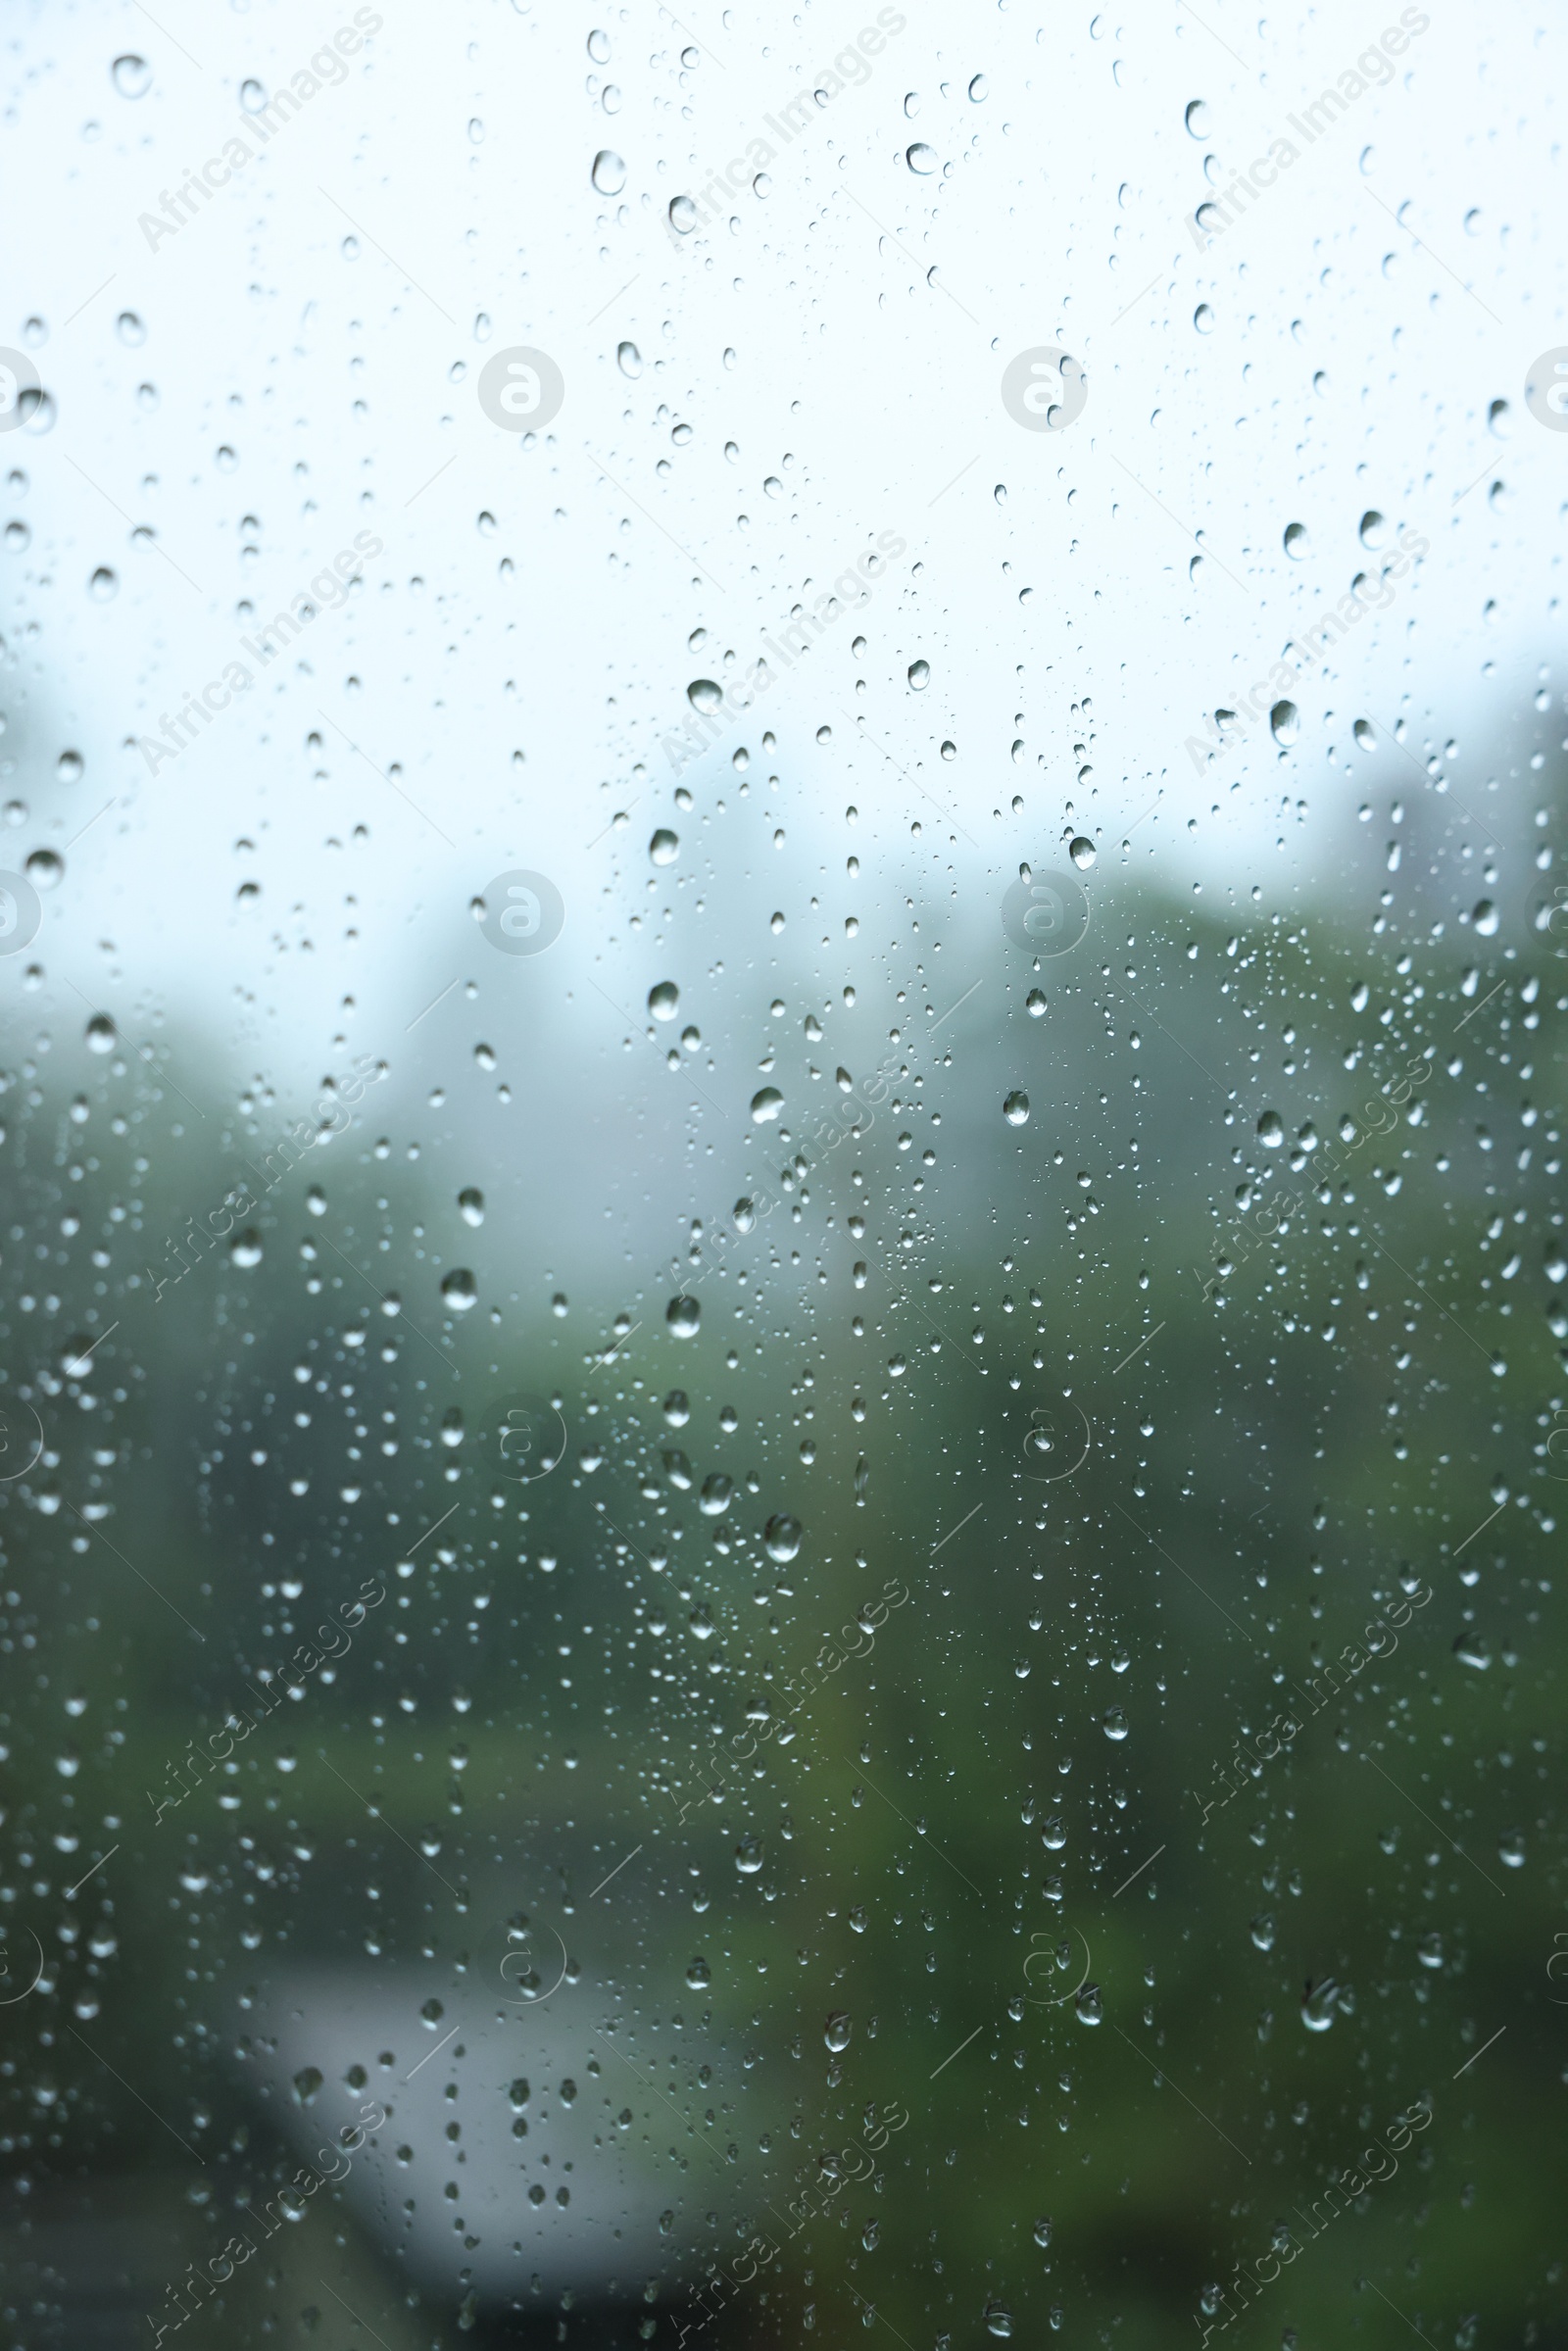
239, 77, 266, 113
1300, 1977, 1342, 2032
688, 678, 723, 713
649, 979, 679, 1020
1102, 1706, 1128, 1741
1069, 835, 1096, 868
824, 2011, 852, 2052
668, 194, 698, 234
1003, 1090, 1030, 1126
57, 750, 83, 783
665, 1294, 701, 1337
763, 1511, 802, 1563
229, 1229, 264, 1269
698, 1471, 733, 1517
1075, 1981, 1102, 2025
1359, 509, 1387, 549
1452, 1629, 1491, 1670
734, 1834, 763, 1874
750, 1086, 784, 1123
84, 1012, 116, 1053
458, 1187, 484, 1226
906, 659, 929, 690
616, 340, 641, 377
1193, 303, 1215, 334
984, 2301, 1013, 2338
1185, 98, 1209, 136
25, 848, 63, 891
112, 53, 152, 98
906, 142, 938, 172
1472, 899, 1498, 937
1270, 700, 1299, 746
591, 149, 626, 195
88, 567, 118, 601
441, 1267, 478, 1311
1256, 1109, 1284, 1148
686, 1955, 710, 1988
1283, 520, 1308, 560
1032, 2217, 1053, 2249
115, 312, 145, 348
650, 827, 678, 864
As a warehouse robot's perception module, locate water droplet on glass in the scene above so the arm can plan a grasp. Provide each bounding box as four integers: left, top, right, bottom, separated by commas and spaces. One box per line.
115, 312, 145, 348
668, 194, 698, 234
649, 979, 679, 1020
1026, 989, 1047, 1017
112, 54, 152, 98
84, 1011, 116, 1053
1194, 303, 1215, 333
968, 73, 988, 100
591, 149, 626, 195
1283, 521, 1308, 559
1102, 1706, 1128, 1740
229, 1229, 263, 1269
907, 659, 929, 689
292, 2066, 322, 2106
26, 848, 63, 890
1300, 1977, 1341, 2032
1269, 699, 1299, 746
1069, 835, 1096, 868
665, 1294, 701, 1338
1498, 1830, 1526, 1869
763, 1512, 802, 1563
1033, 2217, 1053, 2249
587, 28, 611, 62
732, 1197, 756, 1233
1359, 509, 1387, 549
688, 678, 722, 713
984, 2301, 1014, 2338
1256, 1109, 1284, 1148
685, 1954, 710, 1987
906, 142, 938, 172
1472, 900, 1498, 937
699, 1471, 733, 1517
1452, 1629, 1490, 1669
616, 340, 641, 377
1075, 1982, 1102, 2025
441, 1267, 478, 1312
1353, 717, 1375, 751
458, 1187, 484, 1227
1003, 1090, 1030, 1126
56, 750, 83, 783
824, 2011, 852, 2052
662, 1389, 689, 1426
650, 827, 678, 864
734, 1834, 763, 1874
750, 1085, 784, 1123
239, 77, 266, 112
88, 567, 118, 601
1185, 98, 1209, 135
1250, 1913, 1276, 1951
1417, 1932, 1444, 1970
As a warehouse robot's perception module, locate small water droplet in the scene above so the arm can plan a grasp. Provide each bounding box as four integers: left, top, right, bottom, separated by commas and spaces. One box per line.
734, 1834, 763, 1874
1185, 98, 1209, 136
1003, 1090, 1030, 1126
88, 566, 118, 601
1300, 1976, 1342, 2033
1250, 1913, 1276, 1951
1270, 699, 1299, 746
1075, 1981, 1102, 2025
1353, 717, 1375, 751
698, 1471, 733, 1517
25, 848, 63, 891
906, 659, 929, 690
1026, 989, 1047, 1017
1452, 1629, 1491, 1670
112, 54, 152, 98
1102, 1706, 1128, 1740
906, 142, 938, 172
649, 979, 679, 1021
229, 1228, 264, 1269
239, 77, 266, 113
1194, 303, 1215, 334
292, 2065, 323, 2106
824, 2011, 852, 2052
1032, 2217, 1054, 2249
1472, 899, 1498, 937
1283, 520, 1308, 560
616, 340, 642, 377
1417, 1932, 1444, 1970
592, 149, 626, 195
1498, 1829, 1526, 1869
441, 1267, 478, 1311
56, 750, 83, 783
968, 73, 988, 100
732, 1198, 756, 1234
1069, 834, 1096, 868
763, 1512, 802, 1563
83, 1011, 116, 1053
458, 1187, 484, 1227
668, 194, 698, 234
686, 1954, 710, 1987
984, 2301, 1013, 2338
665, 1294, 701, 1338
750, 1085, 784, 1123
650, 827, 678, 864
115, 313, 145, 348
1359, 509, 1387, 549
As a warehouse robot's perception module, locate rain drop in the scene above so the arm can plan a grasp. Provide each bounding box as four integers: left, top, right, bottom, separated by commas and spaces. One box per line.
649, 980, 679, 1021
824, 2011, 852, 2052
1069, 835, 1096, 868
112, 54, 152, 98
668, 195, 698, 234
907, 659, 929, 690
616, 340, 642, 377
650, 827, 678, 864
441, 1267, 478, 1312
763, 1512, 802, 1563
1003, 1091, 1030, 1126
665, 1295, 701, 1338
734, 1835, 763, 1874
591, 149, 626, 195
1472, 900, 1498, 937
688, 678, 723, 713
25, 848, 63, 890
1185, 98, 1209, 136
458, 1187, 484, 1227
906, 142, 938, 172
1102, 1706, 1128, 1740
84, 1012, 116, 1053
1256, 1109, 1284, 1148
229, 1229, 264, 1269
1283, 521, 1308, 560
88, 567, 119, 601
750, 1086, 784, 1123
1270, 700, 1299, 746
1074, 1982, 1102, 2025
1359, 509, 1387, 549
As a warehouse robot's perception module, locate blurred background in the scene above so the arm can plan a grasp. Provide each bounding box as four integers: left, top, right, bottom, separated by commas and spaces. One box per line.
0, 0, 1565, 2346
